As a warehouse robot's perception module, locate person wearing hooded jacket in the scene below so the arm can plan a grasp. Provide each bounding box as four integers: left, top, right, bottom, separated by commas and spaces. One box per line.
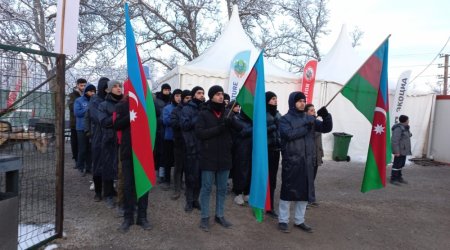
161, 89, 183, 189
265, 91, 282, 218
180, 86, 205, 212
390, 115, 412, 185
98, 80, 123, 209
68, 78, 87, 164
84, 77, 109, 201
277, 91, 332, 233
74, 83, 96, 176
154, 83, 172, 182
170, 90, 192, 200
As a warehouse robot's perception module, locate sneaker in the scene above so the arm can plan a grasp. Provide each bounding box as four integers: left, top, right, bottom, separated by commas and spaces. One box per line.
171, 191, 181, 200
89, 181, 94, 191
136, 218, 153, 230
308, 202, 319, 208
243, 195, 249, 203
294, 223, 313, 233
390, 179, 400, 185
234, 194, 245, 206
398, 178, 408, 184
278, 223, 290, 233
199, 217, 210, 232
215, 216, 232, 228
118, 218, 134, 233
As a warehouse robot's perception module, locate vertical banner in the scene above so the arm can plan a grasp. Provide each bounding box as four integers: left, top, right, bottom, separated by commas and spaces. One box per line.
228, 50, 251, 100
54, 0, 81, 55
301, 59, 318, 103
391, 70, 411, 124
7, 59, 28, 108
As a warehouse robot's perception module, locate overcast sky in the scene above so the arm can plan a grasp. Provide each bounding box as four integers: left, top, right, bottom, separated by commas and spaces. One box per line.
322, 0, 450, 91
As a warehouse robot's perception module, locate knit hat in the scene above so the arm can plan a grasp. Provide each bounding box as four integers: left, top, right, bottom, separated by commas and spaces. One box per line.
208, 85, 224, 99
181, 89, 191, 99
97, 77, 109, 98
399, 115, 409, 123
172, 89, 182, 96
265, 91, 277, 104
224, 93, 230, 101
107, 79, 122, 92
83, 84, 96, 96
191, 86, 204, 97
161, 83, 171, 91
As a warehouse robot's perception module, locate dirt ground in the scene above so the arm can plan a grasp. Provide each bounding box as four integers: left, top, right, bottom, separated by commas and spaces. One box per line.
47, 152, 450, 250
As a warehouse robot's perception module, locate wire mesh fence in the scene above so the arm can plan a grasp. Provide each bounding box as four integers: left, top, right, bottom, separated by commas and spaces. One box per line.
0, 45, 64, 249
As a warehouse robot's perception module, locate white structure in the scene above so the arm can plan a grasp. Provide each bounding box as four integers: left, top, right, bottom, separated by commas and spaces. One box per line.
157, 5, 301, 113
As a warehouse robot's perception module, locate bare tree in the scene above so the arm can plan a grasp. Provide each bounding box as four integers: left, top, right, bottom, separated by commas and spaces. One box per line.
350, 26, 364, 48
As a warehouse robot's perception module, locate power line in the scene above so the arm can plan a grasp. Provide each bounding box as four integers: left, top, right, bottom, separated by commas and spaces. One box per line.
410, 36, 450, 84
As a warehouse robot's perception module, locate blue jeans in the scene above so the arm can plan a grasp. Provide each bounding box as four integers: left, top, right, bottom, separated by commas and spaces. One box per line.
200, 170, 229, 219
278, 199, 308, 225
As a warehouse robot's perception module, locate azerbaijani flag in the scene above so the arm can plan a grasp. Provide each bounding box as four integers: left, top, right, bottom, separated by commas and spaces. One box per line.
340, 37, 392, 192
125, 3, 157, 198
236, 51, 271, 222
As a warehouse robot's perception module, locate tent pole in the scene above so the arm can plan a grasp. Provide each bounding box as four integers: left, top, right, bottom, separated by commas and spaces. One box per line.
426, 94, 437, 158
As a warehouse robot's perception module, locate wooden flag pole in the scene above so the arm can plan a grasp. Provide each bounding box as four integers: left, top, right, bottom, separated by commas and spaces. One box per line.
324, 34, 391, 108
59, 0, 67, 54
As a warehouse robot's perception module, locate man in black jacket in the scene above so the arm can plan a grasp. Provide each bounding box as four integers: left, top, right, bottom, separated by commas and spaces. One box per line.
155, 83, 171, 183
196, 85, 233, 232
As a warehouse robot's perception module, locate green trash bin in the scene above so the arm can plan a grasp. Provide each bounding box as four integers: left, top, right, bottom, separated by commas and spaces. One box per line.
332, 132, 353, 162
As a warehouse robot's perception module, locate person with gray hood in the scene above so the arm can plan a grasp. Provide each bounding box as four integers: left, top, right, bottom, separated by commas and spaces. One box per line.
390, 115, 412, 185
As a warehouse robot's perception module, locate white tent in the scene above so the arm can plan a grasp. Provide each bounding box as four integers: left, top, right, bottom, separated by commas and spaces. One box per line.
157, 5, 300, 113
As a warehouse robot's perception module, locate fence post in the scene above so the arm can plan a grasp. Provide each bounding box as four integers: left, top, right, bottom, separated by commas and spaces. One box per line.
55, 54, 65, 238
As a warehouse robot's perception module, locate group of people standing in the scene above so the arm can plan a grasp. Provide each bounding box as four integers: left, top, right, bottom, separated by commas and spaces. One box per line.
68, 78, 334, 234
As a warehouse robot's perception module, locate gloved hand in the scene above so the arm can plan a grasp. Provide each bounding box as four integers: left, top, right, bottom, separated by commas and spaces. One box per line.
317, 106, 329, 118
305, 121, 314, 130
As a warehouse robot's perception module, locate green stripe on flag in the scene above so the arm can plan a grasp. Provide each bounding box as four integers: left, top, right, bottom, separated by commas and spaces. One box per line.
132, 151, 153, 198
236, 86, 254, 119
341, 74, 378, 122
361, 147, 383, 193
252, 207, 264, 223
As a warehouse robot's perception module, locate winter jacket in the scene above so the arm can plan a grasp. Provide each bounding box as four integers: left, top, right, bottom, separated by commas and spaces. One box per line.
279, 92, 333, 202
74, 84, 94, 131
113, 97, 132, 161
231, 112, 253, 192
391, 123, 412, 156
154, 92, 169, 166
163, 103, 176, 140
195, 101, 233, 171
68, 87, 82, 129
170, 103, 184, 144
315, 132, 324, 167
267, 110, 282, 151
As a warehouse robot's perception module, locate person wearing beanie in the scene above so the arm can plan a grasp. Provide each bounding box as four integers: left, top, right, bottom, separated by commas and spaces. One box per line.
74, 83, 96, 176
390, 115, 412, 185
85, 77, 110, 201
170, 90, 192, 200
68, 78, 87, 164
161, 89, 183, 190
265, 91, 282, 218
180, 86, 205, 212
277, 91, 333, 233
224, 93, 231, 106
154, 84, 172, 183
98, 80, 123, 209
196, 85, 233, 232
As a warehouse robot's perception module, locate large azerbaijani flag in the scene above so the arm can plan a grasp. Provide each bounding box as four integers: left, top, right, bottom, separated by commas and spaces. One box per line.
125, 3, 157, 198
236, 51, 271, 222
340, 37, 392, 193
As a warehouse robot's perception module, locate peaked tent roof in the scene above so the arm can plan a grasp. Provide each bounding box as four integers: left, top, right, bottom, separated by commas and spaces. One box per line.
316, 25, 363, 85
157, 5, 299, 85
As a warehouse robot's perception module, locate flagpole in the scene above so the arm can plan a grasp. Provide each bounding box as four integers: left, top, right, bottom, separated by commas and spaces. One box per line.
324, 34, 391, 108
59, 0, 66, 54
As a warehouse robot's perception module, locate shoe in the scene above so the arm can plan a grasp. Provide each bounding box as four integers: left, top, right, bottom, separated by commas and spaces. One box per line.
390, 179, 400, 185
161, 183, 171, 191
278, 223, 290, 233
184, 202, 193, 212
243, 195, 249, 202
94, 194, 102, 202
193, 200, 201, 210
215, 216, 232, 228
308, 202, 319, 208
398, 178, 408, 184
116, 206, 124, 218
118, 219, 134, 233
105, 197, 115, 209
266, 210, 278, 219
294, 223, 313, 233
89, 181, 94, 191
199, 217, 210, 232
79, 169, 86, 177
171, 191, 181, 200
234, 194, 244, 206
136, 218, 153, 230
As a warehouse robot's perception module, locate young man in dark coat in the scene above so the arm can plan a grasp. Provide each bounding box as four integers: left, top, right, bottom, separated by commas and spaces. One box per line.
98, 80, 123, 209
390, 115, 412, 185
85, 77, 109, 201
114, 93, 152, 233
68, 78, 87, 164
154, 83, 171, 182
278, 91, 332, 233
196, 85, 233, 232
265, 91, 282, 218
180, 86, 205, 212
170, 90, 192, 200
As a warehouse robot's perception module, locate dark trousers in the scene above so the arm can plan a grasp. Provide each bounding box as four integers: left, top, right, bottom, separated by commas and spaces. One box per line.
163, 140, 174, 183
313, 164, 319, 180
173, 142, 185, 192
391, 155, 406, 180
103, 180, 115, 198
268, 149, 280, 212
93, 175, 102, 197
122, 159, 149, 220
76, 131, 92, 172
185, 186, 200, 204
70, 128, 78, 161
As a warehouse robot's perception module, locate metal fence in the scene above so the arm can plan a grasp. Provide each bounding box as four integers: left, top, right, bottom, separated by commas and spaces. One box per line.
0, 44, 65, 249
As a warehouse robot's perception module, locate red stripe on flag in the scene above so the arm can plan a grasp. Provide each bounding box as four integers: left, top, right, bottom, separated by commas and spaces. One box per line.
244, 67, 257, 95
264, 177, 271, 211
358, 55, 383, 89
369, 90, 388, 187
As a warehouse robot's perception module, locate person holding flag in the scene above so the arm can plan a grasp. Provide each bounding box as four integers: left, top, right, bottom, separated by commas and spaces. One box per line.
278, 92, 332, 233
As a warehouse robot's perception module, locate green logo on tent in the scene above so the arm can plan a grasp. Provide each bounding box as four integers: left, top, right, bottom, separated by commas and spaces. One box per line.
233, 59, 247, 78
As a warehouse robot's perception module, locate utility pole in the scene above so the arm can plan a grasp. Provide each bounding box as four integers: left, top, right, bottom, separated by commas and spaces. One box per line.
438, 54, 449, 95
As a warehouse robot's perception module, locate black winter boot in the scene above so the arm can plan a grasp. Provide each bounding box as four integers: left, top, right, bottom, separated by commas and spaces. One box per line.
136, 217, 153, 230
118, 218, 134, 233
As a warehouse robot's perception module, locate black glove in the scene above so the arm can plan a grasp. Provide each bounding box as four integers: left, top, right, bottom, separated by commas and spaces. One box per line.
305, 121, 314, 130
317, 106, 329, 118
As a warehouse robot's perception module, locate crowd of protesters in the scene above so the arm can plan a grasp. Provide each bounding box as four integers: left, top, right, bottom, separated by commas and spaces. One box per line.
69, 78, 334, 234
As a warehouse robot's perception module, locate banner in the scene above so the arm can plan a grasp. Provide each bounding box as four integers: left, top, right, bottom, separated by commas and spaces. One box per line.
301, 59, 318, 103
391, 70, 411, 124
54, 0, 81, 55
7, 59, 28, 108
228, 50, 251, 100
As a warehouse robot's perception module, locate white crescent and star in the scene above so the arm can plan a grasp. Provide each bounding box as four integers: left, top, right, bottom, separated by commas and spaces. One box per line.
373, 106, 386, 135
128, 92, 139, 122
